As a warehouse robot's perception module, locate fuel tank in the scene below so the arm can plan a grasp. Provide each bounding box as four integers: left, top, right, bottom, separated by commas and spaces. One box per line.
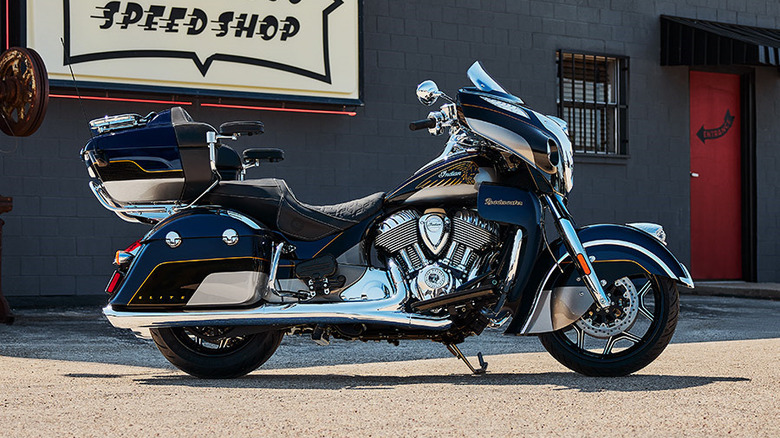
385, 151, 497, 205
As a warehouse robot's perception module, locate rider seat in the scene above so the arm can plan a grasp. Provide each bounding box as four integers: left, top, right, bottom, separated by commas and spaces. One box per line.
206, 179, 384, 241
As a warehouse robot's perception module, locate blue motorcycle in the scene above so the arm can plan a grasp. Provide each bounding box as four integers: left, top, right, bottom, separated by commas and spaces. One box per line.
84, 62, 693, 378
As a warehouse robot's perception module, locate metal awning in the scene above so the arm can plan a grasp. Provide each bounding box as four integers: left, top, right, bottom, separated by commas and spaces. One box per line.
661, 15, 780, 67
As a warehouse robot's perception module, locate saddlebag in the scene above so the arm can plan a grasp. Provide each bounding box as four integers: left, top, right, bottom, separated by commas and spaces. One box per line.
108, 209, 274, 310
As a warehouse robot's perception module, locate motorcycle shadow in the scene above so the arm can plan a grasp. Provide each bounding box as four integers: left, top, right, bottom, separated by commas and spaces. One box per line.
133, 372, 749, 393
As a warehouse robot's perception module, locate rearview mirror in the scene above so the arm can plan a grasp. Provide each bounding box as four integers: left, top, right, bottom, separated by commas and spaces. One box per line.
416, 80, 441, 106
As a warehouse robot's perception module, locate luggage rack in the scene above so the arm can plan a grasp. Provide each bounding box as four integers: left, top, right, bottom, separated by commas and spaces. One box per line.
89, 113, 151, 135
88, 180, 178, 223
89, 175, 227, 224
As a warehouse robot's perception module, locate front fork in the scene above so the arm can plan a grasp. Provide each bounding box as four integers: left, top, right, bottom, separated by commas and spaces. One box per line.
543, 194, 612, 309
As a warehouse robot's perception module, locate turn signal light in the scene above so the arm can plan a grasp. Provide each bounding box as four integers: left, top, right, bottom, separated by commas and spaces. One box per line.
576, 253, 591, 275
114, 250, 134, 266
115, 239, 142, 265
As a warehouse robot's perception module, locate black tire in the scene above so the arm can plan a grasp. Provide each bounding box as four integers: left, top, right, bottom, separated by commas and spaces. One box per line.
150, 326, 283, 379
538, 275, 679, 377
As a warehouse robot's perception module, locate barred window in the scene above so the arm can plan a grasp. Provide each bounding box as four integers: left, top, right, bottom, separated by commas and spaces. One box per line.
557, 51, 628, 155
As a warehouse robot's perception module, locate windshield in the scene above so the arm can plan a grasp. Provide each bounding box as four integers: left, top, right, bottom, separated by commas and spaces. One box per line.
466, 61, 524, 104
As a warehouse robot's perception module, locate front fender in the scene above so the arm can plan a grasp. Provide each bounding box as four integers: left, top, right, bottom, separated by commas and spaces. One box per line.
575, 224, 693, 288
504, 223, 692, 335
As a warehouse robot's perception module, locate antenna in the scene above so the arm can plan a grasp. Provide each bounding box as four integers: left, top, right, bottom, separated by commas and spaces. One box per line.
60, 37, 93, 139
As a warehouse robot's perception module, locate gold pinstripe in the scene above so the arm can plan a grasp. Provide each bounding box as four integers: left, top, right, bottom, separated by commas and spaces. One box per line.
312, 232, 344, 258
560, 259, 652, 276
109, 159, 183, 174
127, 256, 269, 305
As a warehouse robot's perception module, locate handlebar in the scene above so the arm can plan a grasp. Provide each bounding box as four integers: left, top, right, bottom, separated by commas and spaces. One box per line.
409, 118, 437, 131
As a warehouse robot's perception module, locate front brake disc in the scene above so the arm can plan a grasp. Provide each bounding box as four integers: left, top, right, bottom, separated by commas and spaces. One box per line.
575, 276, 640, 338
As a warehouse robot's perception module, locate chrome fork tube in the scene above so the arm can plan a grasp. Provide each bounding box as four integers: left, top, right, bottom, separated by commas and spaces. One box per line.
544, 194, 611, 309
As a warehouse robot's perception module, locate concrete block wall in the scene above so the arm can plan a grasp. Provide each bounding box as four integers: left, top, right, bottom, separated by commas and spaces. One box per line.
1, 0, 778, 298
755, 68, 780, 282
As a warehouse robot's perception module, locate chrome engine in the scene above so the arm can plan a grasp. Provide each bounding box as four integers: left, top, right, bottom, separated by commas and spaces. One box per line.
375, 208, 500, 303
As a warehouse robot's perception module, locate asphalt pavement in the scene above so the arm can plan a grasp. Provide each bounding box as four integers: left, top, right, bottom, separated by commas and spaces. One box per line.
0, 295, 778, 437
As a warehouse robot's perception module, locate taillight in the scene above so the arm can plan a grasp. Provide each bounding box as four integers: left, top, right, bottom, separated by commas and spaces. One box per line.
106, 271, 123, 294
114, 239, 142, 266
124, 240, 142, 252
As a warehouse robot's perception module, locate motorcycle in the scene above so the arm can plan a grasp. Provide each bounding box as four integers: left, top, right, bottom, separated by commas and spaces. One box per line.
84, 62, 693, 378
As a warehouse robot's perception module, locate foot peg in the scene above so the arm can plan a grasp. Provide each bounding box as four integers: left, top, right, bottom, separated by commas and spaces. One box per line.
445, 343, 488, 375
312, 325, 330, 346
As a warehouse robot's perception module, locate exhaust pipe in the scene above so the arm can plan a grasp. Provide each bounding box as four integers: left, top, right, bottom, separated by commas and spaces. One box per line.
103, 262, 451, 339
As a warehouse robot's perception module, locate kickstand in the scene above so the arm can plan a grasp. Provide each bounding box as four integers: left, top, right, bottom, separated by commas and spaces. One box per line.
445, 343, 488, 375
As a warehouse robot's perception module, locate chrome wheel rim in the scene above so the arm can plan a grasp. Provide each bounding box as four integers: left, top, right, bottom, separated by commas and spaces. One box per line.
557, 274, 662, 358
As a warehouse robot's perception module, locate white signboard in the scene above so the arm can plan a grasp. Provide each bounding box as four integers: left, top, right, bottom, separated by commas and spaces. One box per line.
26, 0, 361, 103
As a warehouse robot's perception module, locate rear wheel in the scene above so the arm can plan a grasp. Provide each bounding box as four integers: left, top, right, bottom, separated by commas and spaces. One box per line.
539, 274, 679, 377
150, 326, 283, 379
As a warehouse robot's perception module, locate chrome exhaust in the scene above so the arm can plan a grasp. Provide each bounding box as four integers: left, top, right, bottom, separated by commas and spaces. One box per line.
103, 262, 452, 339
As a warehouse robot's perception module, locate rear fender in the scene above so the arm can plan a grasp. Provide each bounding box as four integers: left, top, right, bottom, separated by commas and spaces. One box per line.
109, 208, 275, 311
505, 223, 692, 335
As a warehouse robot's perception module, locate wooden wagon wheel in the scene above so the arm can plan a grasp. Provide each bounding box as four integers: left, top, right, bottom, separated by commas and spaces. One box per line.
0, 47, 49, 137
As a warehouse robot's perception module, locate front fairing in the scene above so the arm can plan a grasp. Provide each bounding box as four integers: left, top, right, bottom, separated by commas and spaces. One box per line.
458, 88, 573, 195
540, 114, 574, 194
459, 62, 574, 195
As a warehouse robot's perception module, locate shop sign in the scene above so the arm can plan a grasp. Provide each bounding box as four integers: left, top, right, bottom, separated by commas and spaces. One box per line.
25, 0, 360, 103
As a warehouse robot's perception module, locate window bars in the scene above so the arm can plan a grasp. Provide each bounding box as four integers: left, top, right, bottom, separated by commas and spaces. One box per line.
557, 51, 628, 155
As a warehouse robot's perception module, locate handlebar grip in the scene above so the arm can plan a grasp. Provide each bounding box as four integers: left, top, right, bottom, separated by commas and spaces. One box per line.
409, 118, 437, 131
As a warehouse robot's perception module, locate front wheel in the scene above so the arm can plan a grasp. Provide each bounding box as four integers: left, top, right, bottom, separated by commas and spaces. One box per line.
150, 326, 283, 379
539, 274, 679, 377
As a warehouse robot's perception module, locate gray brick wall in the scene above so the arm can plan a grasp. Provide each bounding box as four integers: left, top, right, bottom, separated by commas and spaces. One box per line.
0, 0, 778, 298
755, 67, 780, 282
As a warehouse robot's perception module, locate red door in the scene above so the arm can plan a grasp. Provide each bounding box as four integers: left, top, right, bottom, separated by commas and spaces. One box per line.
689, 71, 742, 280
